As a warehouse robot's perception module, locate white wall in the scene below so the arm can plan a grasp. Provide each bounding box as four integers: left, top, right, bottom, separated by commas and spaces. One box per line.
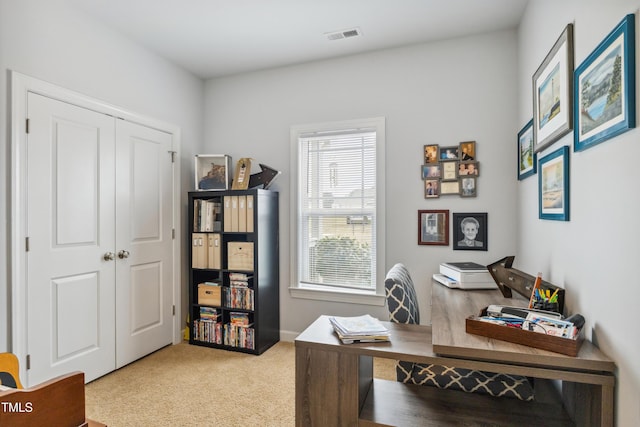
204, 30, 520, 337
0, 0, 204, 350
518, 1, 640, 425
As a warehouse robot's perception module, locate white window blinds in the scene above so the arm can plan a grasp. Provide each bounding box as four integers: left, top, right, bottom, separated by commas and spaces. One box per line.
297, 128, 377, 290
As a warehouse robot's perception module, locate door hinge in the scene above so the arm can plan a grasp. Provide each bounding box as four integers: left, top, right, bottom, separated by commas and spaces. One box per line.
26, 354, 31, 370
168, 151, 176, 163
172, 228, 175, 239
25, 237, 30, 252
26, 118, 30, 134
172, 305, 176, 315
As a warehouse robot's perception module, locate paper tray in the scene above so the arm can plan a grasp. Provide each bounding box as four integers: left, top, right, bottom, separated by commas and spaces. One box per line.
465, 316, 582, 357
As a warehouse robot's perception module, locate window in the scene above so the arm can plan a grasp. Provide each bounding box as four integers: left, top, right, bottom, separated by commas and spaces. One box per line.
290, 118, 385, 304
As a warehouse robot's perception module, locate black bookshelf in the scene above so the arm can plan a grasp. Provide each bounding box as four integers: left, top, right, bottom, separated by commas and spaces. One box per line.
188, 189, 279, 354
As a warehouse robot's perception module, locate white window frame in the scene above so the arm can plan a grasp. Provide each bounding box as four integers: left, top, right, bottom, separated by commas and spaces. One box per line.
289, 117, 386, 305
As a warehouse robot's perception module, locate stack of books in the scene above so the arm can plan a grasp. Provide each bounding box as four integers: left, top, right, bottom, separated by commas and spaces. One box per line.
329, 314, 390, 344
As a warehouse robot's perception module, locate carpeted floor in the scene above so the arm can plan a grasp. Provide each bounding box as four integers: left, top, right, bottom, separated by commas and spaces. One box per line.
85, 341, 396, 427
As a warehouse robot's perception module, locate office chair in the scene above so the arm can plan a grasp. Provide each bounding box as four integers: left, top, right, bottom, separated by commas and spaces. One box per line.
384, 263, 534, 400
0, 353, 24, 389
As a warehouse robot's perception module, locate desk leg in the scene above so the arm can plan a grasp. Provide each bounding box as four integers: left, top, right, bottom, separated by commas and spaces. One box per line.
563, 381, 614, 427
296, 345, 371, 427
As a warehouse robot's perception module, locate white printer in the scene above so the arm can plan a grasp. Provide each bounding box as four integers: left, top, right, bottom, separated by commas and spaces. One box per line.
433, 262, 497, 290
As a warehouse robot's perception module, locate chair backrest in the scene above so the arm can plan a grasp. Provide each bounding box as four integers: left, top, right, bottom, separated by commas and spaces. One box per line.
0, 353, 23, 389
384, 263, 420, 324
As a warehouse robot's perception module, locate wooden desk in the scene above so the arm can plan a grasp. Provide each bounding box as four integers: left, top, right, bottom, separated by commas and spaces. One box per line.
295, 286, 615, 427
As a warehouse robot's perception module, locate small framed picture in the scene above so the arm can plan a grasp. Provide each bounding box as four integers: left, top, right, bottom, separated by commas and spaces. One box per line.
418, 210, 449, 246
424, 144, 439, 164
460, 177, 477, 197
459, 141, 476, 161
440, 180, 460, 195
424, 179, 440, 198
539, 146, 570, 221
452, 212, 488, 251
458, 161, 479, 176
517, 119, 536, 180
441, 161, 458, 180
421, 164, 441, 179
195, 154, 232, 190
439, 146, 459, 160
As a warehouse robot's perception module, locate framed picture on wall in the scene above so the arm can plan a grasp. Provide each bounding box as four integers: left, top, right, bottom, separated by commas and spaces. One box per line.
459, 141, 476, 160
424, 144, 439, 164
421, 164, 441, 179
539, 146, 570, 221
439, 146, 459, 160
574, 14, 636, 152
452, 212, 487, 251
533, 23, 574, 153
459, 161, 479, 176
517, 119, 536, 180
424, 179, 440, 198
418, 210, 449, 246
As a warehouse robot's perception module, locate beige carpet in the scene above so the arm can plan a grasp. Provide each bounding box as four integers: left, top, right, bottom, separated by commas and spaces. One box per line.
85, 341, 396, 427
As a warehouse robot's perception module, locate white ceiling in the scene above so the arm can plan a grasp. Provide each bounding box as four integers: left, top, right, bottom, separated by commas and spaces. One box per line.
69, 0, 529, 80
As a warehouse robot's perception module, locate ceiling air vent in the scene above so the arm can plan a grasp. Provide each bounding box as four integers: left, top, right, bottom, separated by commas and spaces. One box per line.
326, 27, 362, 41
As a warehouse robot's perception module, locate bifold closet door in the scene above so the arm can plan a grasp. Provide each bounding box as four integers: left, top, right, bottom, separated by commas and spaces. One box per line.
25, 93, 175, 385
114, 120, 174, 367
26, 92, 117, 385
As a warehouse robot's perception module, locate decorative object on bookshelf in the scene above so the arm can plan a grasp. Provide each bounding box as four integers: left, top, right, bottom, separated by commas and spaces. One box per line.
517, 119, 536, 180
189, 189, 279, 355
574, 14, 635, 152
232, 158, 252, 190
538, 146, 569, 221
532, 23, 574, 153
452, 212, 487, 251
248, 163, 281, 189
195, 154, 232, 190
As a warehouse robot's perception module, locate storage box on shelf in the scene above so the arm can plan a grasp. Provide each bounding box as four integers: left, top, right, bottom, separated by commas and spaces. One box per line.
188, 189, 279, 355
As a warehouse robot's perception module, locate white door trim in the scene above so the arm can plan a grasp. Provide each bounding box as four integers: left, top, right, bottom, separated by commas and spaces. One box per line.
10, 71, 182, 383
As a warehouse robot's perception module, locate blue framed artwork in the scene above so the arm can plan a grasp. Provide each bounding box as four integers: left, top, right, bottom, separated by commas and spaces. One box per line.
517, 119, 536, 180
538, 146, 569, 221
574, 14, 636, 152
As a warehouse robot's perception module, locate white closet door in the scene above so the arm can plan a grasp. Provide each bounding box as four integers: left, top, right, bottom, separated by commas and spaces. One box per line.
115, 120, 174, 367
26, 93, 116, 385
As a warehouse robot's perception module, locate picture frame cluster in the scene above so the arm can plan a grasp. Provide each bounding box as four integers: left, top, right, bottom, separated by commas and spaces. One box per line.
422, 141, 479, 198
418, 210, 488, 251
519, 14, 636, 223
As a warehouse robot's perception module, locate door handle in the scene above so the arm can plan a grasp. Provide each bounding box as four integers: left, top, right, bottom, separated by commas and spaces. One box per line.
103, 252, 115, 261
118, 250, 130, 259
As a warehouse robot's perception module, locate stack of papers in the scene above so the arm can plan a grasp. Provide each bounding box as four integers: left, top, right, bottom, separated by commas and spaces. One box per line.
329, 314, 391, 344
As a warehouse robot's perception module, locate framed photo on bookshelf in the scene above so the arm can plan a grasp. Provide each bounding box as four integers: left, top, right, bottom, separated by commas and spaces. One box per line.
418, 209, 449, 246
195, 154, 232, 190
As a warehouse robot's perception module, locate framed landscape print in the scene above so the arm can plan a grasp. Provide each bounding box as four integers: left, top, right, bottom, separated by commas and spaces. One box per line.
418, 210, 449, 246
539, 146, 570, 221
517, 119, 536, 180
574, 14, 636, 152
533, 24, 574, 153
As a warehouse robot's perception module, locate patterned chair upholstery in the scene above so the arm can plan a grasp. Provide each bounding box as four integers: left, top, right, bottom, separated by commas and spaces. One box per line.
384, 263, 534, 401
